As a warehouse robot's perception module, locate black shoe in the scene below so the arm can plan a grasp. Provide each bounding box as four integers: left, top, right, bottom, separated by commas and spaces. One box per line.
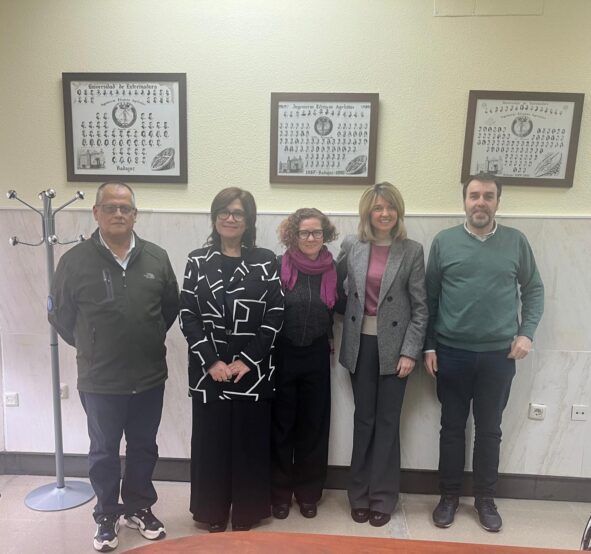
232, 523, 252, 532
93, 514, 120, 552
432, 495, 459, 528
272, 503, 290, 519
474, 497, 502, 532
125, 508, 166, 540
369, 511, 391, 527
299, 502, 317, 518
351, 508, 370, 523
208, 521, 228, 533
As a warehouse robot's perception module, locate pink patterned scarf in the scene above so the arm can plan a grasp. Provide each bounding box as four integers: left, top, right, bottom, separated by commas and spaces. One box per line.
281, 245, 337, 309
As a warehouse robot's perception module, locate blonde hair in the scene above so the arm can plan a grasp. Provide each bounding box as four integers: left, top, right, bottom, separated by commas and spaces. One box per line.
357, 182, 407, 242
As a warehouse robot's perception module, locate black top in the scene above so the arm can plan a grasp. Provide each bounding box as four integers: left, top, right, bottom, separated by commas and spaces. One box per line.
279, 256, 344, 347
221, 253, 242, 283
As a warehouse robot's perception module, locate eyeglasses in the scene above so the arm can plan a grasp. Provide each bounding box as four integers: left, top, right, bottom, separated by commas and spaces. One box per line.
216, 209, 246, 222
98, 204, 136, 215
297, 229, 324, 240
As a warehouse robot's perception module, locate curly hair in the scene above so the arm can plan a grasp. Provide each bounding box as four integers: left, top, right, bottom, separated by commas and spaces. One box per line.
279, 207, 338, 250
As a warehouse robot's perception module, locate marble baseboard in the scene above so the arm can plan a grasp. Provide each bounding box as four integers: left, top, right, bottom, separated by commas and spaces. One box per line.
0, 333, 4, 451
502, 350, 591, 477
1, 208, 590, 478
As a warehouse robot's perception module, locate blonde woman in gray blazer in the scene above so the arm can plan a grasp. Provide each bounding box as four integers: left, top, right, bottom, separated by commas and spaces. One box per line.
336, 182, 428, 527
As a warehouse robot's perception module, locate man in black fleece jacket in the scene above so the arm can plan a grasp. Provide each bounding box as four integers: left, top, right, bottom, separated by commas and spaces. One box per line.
49, 182, 178, 553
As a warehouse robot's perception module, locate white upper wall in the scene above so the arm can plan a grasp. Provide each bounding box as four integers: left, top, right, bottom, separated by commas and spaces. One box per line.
0, 0, 589, 214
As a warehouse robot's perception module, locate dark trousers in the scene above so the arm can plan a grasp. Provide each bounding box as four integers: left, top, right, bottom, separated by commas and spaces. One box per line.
190, 399, 271, 527
436, 343, 516, 497
79, 384, 164, 522
348, 334, 407, 514
271, 335, 331, 505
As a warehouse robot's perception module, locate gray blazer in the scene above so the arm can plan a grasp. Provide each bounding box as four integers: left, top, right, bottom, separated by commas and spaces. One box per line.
336, 235, 428, 375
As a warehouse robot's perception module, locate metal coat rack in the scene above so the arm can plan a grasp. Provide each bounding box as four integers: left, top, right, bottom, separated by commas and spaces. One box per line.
7, 188, 95, 511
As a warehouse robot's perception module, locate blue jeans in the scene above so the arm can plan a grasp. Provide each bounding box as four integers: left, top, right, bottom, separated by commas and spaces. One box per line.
80, 384, 164, 521
436, 343, 515, 497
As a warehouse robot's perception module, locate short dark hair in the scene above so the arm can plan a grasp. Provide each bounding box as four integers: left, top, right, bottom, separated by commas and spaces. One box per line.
462, 173, 502, 200
279, 207, 338, 250
95, 181, 136, 206
207, 187, 257, 248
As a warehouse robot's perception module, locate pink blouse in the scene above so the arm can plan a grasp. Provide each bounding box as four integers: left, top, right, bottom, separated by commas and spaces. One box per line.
364, 244, 390, 316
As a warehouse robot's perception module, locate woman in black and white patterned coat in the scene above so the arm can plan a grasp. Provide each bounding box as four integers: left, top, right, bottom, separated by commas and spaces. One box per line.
179, 187, 284, 533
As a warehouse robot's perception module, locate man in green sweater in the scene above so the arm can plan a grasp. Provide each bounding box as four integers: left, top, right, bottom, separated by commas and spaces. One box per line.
424, 173, 544, 533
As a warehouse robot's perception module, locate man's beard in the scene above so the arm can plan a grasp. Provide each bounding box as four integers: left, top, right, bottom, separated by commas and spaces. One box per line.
468, 210, 492, 228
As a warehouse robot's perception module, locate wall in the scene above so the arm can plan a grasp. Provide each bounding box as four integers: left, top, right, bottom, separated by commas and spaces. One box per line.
1, 209, 590, 479
0, 0, 590, 215
0, 1, 590, 476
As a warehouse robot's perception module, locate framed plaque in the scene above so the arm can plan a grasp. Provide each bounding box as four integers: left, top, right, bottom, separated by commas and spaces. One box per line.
62, 72, 187, 183
270, 92, 379, 185
461, 90, 584, 188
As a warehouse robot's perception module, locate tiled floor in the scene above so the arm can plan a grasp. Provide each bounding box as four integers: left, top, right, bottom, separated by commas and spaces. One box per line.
0, 475, 589, 553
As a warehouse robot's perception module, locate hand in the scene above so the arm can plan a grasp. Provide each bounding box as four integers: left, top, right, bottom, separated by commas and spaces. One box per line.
396, 355, 415, 378
207, 360, 233, 382
329, 339, 335, 355
228, 359, 251, 384
423, 351, 438, 378
508, 336, 532, 360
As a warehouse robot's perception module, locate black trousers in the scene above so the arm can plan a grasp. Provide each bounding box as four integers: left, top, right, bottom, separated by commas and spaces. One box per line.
271, 335, 331, 505
79, 384, 164, 522
190, 398, 271, 526
348, 334, 407, 514
436, 343, 516, 497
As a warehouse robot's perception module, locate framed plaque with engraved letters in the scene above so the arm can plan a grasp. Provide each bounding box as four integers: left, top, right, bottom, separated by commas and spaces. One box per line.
461, 90, 584, 188
270, 92, 379, 185
63, 72, 187, 183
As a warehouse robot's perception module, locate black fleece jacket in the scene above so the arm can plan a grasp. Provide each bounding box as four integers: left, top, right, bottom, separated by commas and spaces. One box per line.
49, 229, 179, 394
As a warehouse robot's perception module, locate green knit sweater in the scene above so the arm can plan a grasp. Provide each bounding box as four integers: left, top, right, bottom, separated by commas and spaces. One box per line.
425, 223, 544, 352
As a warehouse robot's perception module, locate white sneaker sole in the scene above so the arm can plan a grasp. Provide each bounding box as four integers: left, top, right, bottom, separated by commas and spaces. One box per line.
433, 504, 458, 528
93, 520, 119, 552
125, 516, 166, 540
474, 506, 502, 532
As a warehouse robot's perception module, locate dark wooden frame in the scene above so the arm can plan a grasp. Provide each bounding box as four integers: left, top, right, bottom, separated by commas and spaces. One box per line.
461, 90, 584, 188
62, 72, 187, 183
270, 92, 379, 185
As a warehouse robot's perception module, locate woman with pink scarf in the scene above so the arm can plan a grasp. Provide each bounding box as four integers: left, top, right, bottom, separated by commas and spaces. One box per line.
270, 208, 342, 521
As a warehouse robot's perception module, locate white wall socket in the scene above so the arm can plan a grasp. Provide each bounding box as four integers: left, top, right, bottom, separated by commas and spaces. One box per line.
60, 383, 69, 400
571, 405, 588, 421
528, 402, 546, 420
4, 392, 19, 407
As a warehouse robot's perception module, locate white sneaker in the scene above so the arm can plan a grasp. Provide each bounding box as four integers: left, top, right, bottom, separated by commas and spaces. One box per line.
93, 515, 120, 552
125, 507, 166, 540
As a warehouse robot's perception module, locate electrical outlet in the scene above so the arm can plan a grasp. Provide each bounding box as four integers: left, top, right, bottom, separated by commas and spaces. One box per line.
571, 405, 588, 421
60, 384, 69, 400
4, 392, 19, 407
528, 402, 546, 420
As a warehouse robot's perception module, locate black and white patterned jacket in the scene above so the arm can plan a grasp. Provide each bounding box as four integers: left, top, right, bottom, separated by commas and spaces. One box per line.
179, 245, 284, 403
